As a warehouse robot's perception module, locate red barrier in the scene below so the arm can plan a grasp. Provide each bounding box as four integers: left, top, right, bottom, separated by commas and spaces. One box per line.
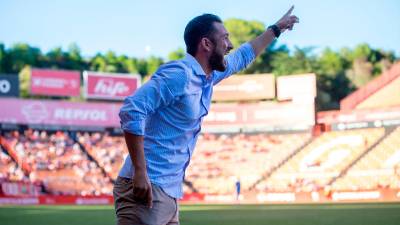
0, 189, 399, 205
0, 195, 113, 205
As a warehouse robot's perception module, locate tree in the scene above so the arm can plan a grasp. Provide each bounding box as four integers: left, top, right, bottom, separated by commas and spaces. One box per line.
1, 33, 397, 107
5, 43, 41, 73
317, 48, 344, 77
90, 53, 107, 72
121, 57, 139, 74
271, 46, 315, 76
146, 56, 164, 75
313, 48, 354, 110
224, 18, 264, 48
136, 58, 148, 76
104, 51, 118, 72
66, 43, 85, 70
168, 48, 185, 61
224, 18, 273, 74
45, 46, 65, 69
0, 43, 5, 73
345, 44, 374, 88
19, 65, 31, 98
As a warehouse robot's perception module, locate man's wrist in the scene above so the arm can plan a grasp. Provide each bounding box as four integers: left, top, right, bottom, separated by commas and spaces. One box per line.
268, 24, 281, 38
134, 166, 147, 172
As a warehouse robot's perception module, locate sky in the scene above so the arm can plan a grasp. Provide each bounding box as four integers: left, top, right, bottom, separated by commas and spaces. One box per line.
1, 0, 399, 59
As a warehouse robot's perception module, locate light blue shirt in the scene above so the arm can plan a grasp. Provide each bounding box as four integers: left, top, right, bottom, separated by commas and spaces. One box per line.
119, 43, 255, 198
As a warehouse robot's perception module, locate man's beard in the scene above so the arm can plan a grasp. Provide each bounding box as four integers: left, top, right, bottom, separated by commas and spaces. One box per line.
209, 50, 226, 72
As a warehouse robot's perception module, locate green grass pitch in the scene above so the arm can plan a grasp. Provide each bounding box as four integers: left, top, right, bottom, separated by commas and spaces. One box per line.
1, 203, 400, 225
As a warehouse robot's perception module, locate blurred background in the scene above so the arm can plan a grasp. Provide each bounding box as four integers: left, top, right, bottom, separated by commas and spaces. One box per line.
0, 1, 399, 225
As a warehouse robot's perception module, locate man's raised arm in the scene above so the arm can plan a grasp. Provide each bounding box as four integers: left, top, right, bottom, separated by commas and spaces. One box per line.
249, 5, 299, 56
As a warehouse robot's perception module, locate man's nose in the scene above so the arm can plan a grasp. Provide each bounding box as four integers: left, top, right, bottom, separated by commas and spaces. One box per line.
227, 40, 234, 51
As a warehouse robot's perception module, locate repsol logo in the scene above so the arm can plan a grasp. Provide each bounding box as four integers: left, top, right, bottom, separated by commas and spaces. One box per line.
0, 79, 11, 93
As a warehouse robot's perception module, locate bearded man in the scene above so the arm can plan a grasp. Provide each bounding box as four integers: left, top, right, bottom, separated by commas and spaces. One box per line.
114, 6, 299, 225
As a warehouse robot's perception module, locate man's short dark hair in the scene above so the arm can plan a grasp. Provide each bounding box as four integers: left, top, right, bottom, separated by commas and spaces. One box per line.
184, 14, 222, 56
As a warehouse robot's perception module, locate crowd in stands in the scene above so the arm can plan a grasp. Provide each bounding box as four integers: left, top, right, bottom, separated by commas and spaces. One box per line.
185, 132, 311, 194
1, 130, 112, 195
77, 132, 128, 180
1, 126, 399, 196
0, 146, 26, 182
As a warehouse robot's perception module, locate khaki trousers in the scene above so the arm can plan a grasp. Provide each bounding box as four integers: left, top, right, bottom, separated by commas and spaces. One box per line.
113, 177, 179, 225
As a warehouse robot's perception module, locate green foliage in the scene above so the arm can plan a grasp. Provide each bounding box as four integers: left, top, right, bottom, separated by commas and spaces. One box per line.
136, 58, 148, 76
168, 48, 185, 61
121, 58, 139, 74
4, 43, 41, 73
0, 43, 5, 73
224, 19, 265, 48
224, 18, 269, 74
271, 47, 316, 76
90, 54, 107, 72
317, 48, 344, 77
18, 65, 31, 98
146, 56, 164, 75
0, 18, 397, 109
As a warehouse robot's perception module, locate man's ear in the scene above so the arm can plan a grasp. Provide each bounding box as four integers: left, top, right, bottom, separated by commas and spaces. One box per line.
200, 37, 213, 52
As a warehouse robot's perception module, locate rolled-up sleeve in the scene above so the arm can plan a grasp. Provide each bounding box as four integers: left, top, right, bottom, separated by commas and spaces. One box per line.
119, 68, 187, 135
212, 42, 256, 85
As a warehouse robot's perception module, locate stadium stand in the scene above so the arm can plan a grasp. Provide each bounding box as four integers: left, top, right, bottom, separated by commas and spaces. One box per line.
185, 132, 311, 194
331, 126, 400, 190
255, 128, 386, 192
1, 130, 113, 195
77, 132, 128, 180
0, 145, 26, 182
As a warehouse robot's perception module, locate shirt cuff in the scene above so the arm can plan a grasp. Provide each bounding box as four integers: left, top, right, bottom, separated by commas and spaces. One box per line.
120, 119, 145, 136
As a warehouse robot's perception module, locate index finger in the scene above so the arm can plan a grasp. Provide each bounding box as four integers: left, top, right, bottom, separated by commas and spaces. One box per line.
285, 5, 295, 16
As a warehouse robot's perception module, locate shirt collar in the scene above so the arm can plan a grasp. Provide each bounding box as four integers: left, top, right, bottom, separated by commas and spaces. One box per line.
183, 53, 207, 76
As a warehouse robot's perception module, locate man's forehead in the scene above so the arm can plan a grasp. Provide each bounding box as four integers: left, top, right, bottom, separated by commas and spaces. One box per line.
213, 22, 228, 35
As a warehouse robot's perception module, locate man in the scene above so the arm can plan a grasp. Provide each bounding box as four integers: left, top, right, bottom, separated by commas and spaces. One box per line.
114, 6, 299, 225
235, 178, 241, 201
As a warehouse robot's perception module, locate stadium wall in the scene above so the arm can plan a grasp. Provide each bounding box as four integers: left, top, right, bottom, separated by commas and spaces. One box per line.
1, 188, 399, 205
